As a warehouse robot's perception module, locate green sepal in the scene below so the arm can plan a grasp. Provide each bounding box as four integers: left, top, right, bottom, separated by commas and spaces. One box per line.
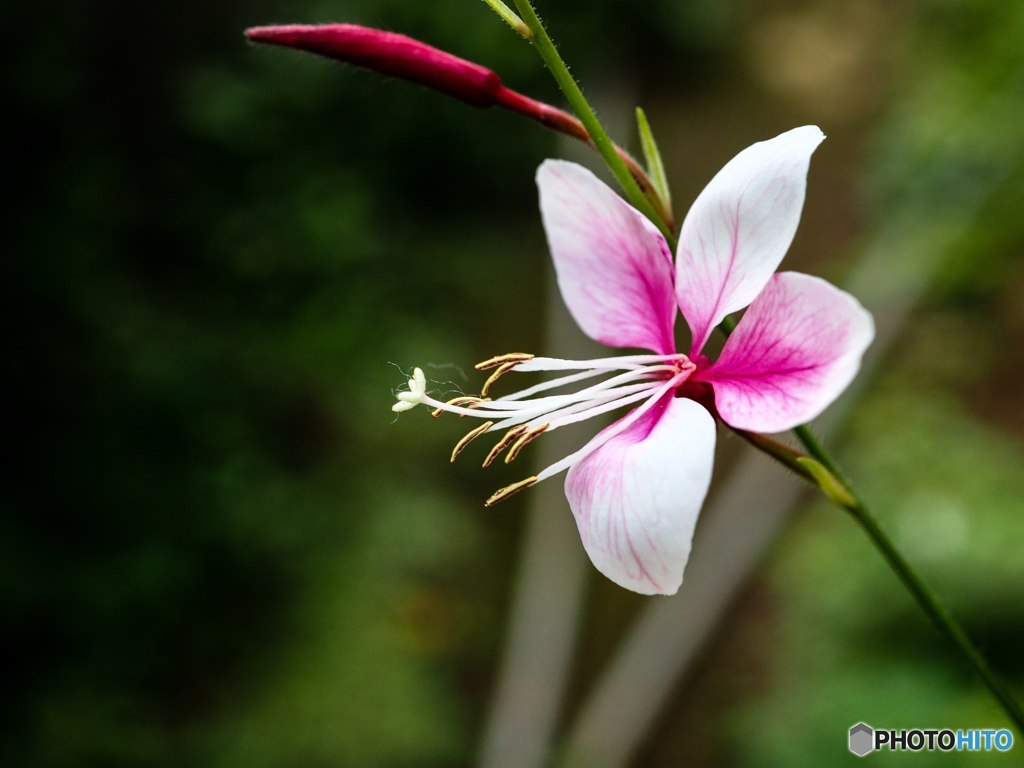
635, 107, 672, 212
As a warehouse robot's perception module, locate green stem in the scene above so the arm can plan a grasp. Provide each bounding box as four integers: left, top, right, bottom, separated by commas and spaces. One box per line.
510, 0, 677, 250
793, 426, 1024, 733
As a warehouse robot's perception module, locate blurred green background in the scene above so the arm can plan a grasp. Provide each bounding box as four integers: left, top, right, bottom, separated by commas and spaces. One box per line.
3, 0, 1023, 765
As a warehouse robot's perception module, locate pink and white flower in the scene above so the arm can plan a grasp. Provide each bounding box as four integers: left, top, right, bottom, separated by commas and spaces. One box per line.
395, 126, 874, 595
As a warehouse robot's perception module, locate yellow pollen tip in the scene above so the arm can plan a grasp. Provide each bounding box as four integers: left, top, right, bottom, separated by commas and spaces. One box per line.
483, 425, 529, 468
485, 477, 539, 507
480, 362, 516, 397
450, 421, 494, 462
458, 397, 490, 417
505, 423, 550, 464
474, 353, 534, 371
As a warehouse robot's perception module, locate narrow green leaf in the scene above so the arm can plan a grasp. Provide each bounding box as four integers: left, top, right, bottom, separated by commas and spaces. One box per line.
481, 0, 533, 39
635, 107, 672, 211
797, 457, 857, 509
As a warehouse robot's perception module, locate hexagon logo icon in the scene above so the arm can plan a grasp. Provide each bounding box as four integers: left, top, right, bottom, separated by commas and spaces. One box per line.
849, 723, 874, 756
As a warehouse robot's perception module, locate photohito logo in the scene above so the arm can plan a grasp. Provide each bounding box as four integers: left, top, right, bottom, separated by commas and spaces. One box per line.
848, 723, 1013, 756
849, 723, 874, 756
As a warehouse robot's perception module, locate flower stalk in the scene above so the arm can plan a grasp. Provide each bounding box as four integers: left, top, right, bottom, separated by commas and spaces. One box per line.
732, 429, 818, 484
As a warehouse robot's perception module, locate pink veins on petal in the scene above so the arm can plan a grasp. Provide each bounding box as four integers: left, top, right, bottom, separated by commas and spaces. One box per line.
697, 272, 874, 432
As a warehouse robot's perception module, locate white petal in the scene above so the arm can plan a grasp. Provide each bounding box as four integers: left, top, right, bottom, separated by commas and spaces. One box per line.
564, 395, 716, 595
537, 160, 678, 355
675, 126, 825, 354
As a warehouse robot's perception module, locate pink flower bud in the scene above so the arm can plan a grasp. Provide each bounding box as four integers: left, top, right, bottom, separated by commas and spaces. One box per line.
244, 24, 590, 141
245, 24, 504, 108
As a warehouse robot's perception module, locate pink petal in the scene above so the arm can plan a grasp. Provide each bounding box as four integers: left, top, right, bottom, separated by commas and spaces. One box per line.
701, 272, 874, 433
537, 160, 677, 355
565, 395, 716, 595
675, 126, 825, 355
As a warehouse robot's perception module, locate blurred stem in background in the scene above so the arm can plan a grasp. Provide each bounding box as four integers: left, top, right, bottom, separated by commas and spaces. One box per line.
504, 0, 1024, 735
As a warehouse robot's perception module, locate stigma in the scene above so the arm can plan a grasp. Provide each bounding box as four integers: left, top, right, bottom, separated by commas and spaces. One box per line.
392, 352, 696, 504
391, 367, 427, 411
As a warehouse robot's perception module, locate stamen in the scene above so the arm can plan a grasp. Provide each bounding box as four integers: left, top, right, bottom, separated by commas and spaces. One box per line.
514, 353, 691, 373
432, 396, 490, 418
489, 381, 662, 431
485, 476, 539, 507
483, 425, 529, 467
475, 353, 534, 371
505, 423, 549, 463
536, 384, 662, 431
482, 368, 670, 422
481, 362, 517, 397
498, 368, 607, 402
495, 365, 670, 407
394, 352, 698, 506
451, 421, 494, 462
535, 372, 687, 482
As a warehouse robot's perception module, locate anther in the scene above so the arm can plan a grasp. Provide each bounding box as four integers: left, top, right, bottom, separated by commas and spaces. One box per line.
461, 397, 491, 415
475, 353, 534, 371
483, 425, 529, 467
451, 421, 494, 462
481, 362, 516, 397
505, 423, 549, 463
485, 476, 539, 507
432, 396, 490, 418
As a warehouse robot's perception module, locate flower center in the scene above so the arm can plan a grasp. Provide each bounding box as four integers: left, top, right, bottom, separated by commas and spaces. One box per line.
393, 351, 696, 504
